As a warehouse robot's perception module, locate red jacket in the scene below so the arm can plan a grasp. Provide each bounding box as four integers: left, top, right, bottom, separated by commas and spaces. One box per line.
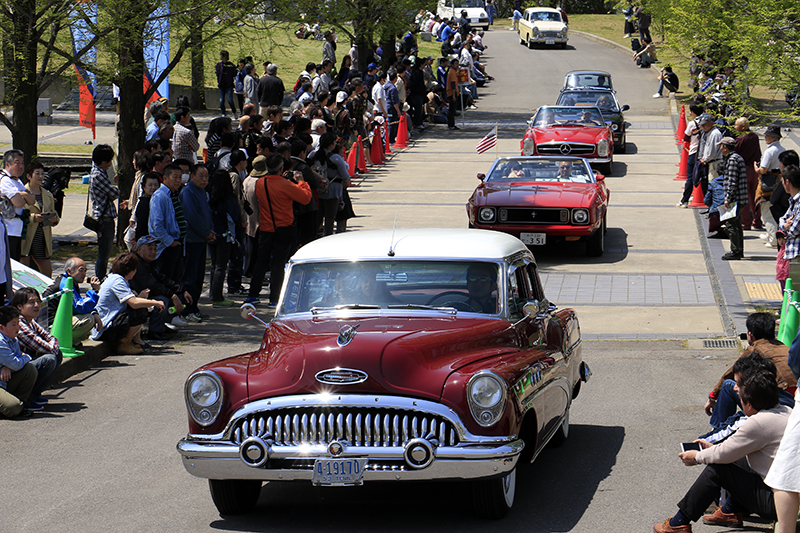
255, 174, 312, 232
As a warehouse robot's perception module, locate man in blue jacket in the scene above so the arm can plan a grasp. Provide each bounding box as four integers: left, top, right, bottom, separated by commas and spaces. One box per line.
179, 164, 214, 322
42, 257, 103, 343
148, 164, 185, 281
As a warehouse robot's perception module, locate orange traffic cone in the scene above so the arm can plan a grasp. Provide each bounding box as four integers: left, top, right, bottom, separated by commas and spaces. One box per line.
674, 142, 689, 181
346, 142, 358, 178
689, 181, 706, 207
393, 115, 409, 149
370, 126, 385, 165
357, 135, 370, 173
676, 105, 686, 144
384, 123, 393, 155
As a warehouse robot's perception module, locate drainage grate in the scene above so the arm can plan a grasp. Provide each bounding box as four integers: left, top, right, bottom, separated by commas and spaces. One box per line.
702, 339, 739, 349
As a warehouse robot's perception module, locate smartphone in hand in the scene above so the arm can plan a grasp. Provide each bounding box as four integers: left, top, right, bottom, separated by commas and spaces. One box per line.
681, 442, 701, 452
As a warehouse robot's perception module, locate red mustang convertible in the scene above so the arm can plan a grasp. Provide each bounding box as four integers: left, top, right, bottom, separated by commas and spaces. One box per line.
177, 229, 591, 519
522, 105, 614, 176
467, 156, 609, 256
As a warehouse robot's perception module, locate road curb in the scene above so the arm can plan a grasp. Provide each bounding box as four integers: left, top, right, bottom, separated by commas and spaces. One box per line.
570, 30, 656, 72
51, 341, 114, 385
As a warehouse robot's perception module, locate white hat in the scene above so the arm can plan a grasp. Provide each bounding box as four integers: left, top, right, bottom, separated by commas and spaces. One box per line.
336, 91, 348, 103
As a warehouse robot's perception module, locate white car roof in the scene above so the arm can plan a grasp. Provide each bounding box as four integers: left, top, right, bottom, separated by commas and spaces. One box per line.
526, 7, 559, 13
290, 228, 529, 263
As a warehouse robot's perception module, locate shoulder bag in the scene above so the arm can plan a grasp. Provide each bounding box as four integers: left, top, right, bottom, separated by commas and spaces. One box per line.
83, 182, 105, 233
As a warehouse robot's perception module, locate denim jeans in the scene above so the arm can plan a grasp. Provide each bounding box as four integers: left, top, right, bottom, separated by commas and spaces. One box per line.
681, 153, 697, 203
710, 379, 740, 430
96, 217, 115, 279
657, 79, 678, 95
149, 295, 171, 333
219, 86, 236, 116
183, 242, 206, 314
31, 353, 58, 399
209, 241, 232, 302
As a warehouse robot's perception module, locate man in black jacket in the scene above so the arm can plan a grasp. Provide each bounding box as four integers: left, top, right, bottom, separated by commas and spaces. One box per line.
257, 64, 286, 116
129, 235, 193, 341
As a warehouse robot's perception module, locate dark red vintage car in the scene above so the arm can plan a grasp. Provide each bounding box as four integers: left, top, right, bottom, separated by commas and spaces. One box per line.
177, 228, 591, 519
522, 105, 614, 175
467, 157, 610, 256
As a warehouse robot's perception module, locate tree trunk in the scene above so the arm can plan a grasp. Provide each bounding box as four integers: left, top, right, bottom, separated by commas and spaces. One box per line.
189, 22, 206, 110
9, 0, 40, 163
117, 20, 146, 201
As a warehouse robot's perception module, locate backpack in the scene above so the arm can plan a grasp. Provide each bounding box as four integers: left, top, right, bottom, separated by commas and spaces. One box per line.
205, 154, 220, 176
630, 38, 641, 52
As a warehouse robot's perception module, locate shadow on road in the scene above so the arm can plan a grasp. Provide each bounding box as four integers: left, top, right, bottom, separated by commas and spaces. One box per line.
208, 424, 625, 533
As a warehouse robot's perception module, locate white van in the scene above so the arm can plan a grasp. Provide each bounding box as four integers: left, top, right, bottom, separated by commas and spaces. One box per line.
437, 0, 489, 30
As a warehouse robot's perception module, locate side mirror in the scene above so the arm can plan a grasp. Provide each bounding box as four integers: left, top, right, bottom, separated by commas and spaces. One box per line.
477, 173, 486, 181
595, 173, 605, 181
522, 300, 540, 317
240, 303, 269, 327
622, 104, 630, 112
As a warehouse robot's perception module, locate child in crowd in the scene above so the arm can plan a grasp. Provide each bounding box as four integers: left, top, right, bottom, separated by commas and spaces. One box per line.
0, 305, 40, 418
777, 231, 789, 292
11, 288, 60, 407
134, 173, 162, 242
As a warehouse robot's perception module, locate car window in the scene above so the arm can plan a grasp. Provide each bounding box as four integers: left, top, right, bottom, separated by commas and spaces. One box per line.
507, 265, 526, 320
456, 0, 484, 7
566, 74, 612, 90
557, 92, 619, 112
487, 158, 593, 183
525, 264, 545, 302
531, 11, 561, 22
282, 261, 502, 315
534, 107, 603, 126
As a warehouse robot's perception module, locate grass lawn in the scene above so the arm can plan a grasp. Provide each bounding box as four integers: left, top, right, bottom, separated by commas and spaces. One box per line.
38, 144, 94, 154
51, 243, 123, 261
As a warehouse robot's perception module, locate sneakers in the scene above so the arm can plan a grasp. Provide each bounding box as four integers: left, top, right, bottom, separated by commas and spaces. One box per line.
171, 315, 189, 327
623, 33, 631, 38
212, 300, 234, 308
25, 400, 44, 411
766, 241, 777, 248
676, 202, 688, 208
702, 507, 743, 527
759, 233, 769, 240
185, 313, 202, 323
117, 338, 143, 355
653, 93, 663, 98
267, 301, 279, 309
722, 251, 744, 260
244, 297, 261, 305
197, 312, 211, 320
653, 519, 692, 533
467, 104, 478, 110
449, 126, 460, 130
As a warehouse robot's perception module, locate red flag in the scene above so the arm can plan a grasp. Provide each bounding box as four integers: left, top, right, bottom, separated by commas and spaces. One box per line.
73, 65, 96, 139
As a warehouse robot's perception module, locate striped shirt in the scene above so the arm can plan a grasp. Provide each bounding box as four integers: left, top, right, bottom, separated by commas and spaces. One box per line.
171, 190, 187, 242
173, 121, 199, 164
780, 191, 800, 260
88, 163, 119, 219
722, 151, 748, 206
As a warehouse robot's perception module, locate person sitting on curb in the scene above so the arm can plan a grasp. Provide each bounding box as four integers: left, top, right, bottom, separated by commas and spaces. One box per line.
654, 354, 791, 532
654, 66, 679, 98
129, 235, 192, 342
0, 306, 38, 418
90, 253, 166, 355
42, 257, 102, 345
11, 288, 59, 410
704, 313, 796, 432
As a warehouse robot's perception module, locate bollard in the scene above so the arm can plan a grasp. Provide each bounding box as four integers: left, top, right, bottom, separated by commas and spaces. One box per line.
778, 279, 794, 340
689, 181, 706, 207
393, 115, 409, 149
346, 142, 358, 178
674, 142, 689, 181
384, 123, 394, 155
370, 126, 385, 165
51, 277, 84, 358
676, 105, 687, 144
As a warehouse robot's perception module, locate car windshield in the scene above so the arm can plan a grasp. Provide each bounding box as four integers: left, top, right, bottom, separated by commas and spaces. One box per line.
455, 0, 484, 8
531, 11, 561, 21
487, 158, 593, 183
281, 261, 501, 315
565, 73, 612, 90
533, 107, 604, 127
558, 91, 619, 112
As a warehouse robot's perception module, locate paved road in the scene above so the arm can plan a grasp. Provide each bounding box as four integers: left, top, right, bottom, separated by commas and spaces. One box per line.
0, 28, 785, 533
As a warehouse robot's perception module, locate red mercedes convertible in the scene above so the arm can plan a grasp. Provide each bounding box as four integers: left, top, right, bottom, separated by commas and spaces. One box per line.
522, 105, 614, 176
467, 156, 609, 256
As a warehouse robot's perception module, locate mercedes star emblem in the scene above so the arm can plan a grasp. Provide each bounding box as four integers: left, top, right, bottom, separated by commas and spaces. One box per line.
559, 144, 572, 155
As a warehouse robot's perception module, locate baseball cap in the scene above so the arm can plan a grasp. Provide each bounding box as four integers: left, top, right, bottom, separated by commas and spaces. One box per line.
696, 113, 714, 125
136, 235, 161, 249
368, 62, 379, 71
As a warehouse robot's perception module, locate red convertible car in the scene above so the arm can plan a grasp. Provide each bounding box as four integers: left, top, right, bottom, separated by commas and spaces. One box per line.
467, 157, 609, 256
522, 105, 614, 176
177, 229, 591, 519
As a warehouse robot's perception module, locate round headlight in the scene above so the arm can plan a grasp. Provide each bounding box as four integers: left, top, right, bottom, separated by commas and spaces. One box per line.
597, 138, 609, 157
610, 123, 619, 131
572, 209, 589, 224
479, 207, 496, 223
470, 375, 503, 408
190, 375, 220, 406
522, 138, 534, 156
185, 371, 224, 426
467, 372, 507, 427
531, 27, 539, 35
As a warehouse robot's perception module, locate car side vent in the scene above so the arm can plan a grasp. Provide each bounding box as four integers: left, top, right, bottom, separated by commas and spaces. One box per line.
702, 339, 738, 349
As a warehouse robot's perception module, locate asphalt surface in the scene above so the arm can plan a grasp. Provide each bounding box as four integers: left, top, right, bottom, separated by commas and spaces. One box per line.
0, 28, 785, 533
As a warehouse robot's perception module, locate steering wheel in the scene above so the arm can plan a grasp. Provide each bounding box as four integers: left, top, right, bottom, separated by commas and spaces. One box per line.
426, 291, 484, 312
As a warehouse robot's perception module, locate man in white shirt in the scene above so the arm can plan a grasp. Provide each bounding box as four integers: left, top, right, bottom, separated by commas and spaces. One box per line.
0, 150, 35, 261
371, 71, 388, 116
755, 124, 785, 248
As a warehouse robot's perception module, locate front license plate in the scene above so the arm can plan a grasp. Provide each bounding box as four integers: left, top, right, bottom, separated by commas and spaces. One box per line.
312, 458, 368, 486
471, 18, 479, 23
520, 232, 546, 245
545, 38, 555, 45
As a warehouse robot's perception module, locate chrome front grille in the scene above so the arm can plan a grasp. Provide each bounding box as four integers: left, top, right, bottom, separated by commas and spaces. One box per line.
231, 407, 460, 448
540, 31, 560, 37
537, 142, 595, 156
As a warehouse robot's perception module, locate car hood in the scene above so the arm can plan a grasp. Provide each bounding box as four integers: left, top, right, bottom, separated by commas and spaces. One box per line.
529, 126, 606, 143
246, 315, 520, 402
531, 21, 566, 30
472, 181, 596, 208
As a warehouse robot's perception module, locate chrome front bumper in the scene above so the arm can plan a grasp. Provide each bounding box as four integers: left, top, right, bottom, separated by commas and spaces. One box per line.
529, 36, 567, 44
177, 394, 524, 482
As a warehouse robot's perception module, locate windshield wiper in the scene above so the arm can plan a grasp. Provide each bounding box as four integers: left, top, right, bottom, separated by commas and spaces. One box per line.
310, 304, 381, 314
387, 304, 458, 314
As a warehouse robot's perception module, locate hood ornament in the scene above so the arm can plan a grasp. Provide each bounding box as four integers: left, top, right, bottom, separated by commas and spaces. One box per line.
559, 143, 572, 155
316, 368, 369, 385
337, 324, 360, 347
